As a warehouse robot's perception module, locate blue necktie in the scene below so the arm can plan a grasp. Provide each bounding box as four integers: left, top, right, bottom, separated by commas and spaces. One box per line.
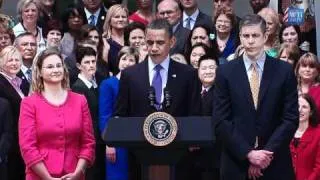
89, 15, 95, 26
186, 17, 192, 30
152, 64, 163, 106
26, 69, 32, 83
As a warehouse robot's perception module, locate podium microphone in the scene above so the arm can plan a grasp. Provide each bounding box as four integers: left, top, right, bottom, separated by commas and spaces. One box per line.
148, 86, 156, 107
164, 87, 171, 108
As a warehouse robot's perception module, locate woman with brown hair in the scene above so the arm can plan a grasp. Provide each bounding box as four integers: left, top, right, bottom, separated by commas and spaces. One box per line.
19, 49, 95, 180
278, 42, 301, 69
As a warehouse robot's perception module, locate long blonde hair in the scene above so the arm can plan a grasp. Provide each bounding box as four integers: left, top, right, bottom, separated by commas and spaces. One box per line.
102, 4, 128, 39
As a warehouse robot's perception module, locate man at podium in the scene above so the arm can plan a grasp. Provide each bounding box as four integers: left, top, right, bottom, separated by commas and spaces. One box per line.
115, 19, 201, 180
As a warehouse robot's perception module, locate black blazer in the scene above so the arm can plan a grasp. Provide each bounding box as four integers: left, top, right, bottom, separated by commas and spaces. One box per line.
0, 97, 12, 164
79, 6, 107, 33
115, 59, 201, 117
194, 11, 212, 29
0, 74, 22, 152
201, 86, 214, 116
16, 70, 30, 96
213, 55, 298, 179
71, 79, 103, 144
171, 23, 190, 55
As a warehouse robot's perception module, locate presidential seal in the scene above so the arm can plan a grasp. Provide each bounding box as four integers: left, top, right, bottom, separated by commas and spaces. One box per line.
143, 112, 178, 146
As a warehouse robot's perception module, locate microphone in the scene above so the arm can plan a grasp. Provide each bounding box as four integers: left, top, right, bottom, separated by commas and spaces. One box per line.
148, 86, 156, 108
164, 87, 171, 108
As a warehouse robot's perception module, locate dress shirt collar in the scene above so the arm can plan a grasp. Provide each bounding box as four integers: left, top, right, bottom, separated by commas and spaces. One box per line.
148, 55, 170, 73
201, 85, 212, 92
243, 51, 266, 72
183, 9, 199, 23
21, 64, 31, 76
84, 7, 101, 22
78, 73, 97, 89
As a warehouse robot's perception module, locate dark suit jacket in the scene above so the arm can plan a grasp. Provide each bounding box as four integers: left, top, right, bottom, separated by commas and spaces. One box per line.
201, 86, 214, 116
213, 55, 299, 179
171, 23, 190, 55
71, 79, 103, 144
16, 70, 30, 96
79, 6, 107, 33
0, 98, 12, 164
194, 11, 212, 29
115, 58, 201, 117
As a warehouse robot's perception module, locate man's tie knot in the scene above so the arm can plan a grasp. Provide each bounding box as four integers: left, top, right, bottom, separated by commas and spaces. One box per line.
154, 64, 163, 72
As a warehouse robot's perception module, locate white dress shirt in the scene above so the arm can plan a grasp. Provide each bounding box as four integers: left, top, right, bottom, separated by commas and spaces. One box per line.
78, 74, 98, 89
84, 8, 101, 26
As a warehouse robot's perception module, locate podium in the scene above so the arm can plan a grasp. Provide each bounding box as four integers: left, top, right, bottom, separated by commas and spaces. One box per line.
102, 116, 214, 180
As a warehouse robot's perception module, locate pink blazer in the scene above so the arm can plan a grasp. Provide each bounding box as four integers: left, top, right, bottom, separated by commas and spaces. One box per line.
19, 91, 95, 179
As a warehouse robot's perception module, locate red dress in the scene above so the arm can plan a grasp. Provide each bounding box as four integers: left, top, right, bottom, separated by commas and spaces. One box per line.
290, 126, 320, 180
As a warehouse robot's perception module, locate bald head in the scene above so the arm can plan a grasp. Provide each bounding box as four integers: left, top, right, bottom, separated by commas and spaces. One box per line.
157, 0, 181, 25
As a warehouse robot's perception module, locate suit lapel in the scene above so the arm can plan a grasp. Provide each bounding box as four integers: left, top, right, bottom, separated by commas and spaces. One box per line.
166, 60, 177, 91
237, 58, 256, 111
258, 57, 275, 108
142, 59, 151, 90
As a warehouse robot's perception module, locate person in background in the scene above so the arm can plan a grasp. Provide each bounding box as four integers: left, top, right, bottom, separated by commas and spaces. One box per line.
250, 0, 270, 14
15, 32, 37, 96
157, 0, 190, 55
42, 19, 64, 50
13, 0, 46, 53
60, 6, 84, 58
0, 98, 12, 180
0, 46, 25, 180
99, 46, 139, 180
290, 94, 320, 180
37, 0, 58, 29
123, 22, 147, 61
212, 6, 239, 64
80, 0, 107, 33
0, 22, 14, 52
295, 52, 320, 95
195, 53, 219, 180
79, 25, 110, 84
258, 7, 280, 58
102, 4, 128, 75
19, 48, 95, 180
129, 0, 154, 26
179, 0, 212, 30
184, 25, 213, 57
72, 46, 105, 180
279, 24, 304, 53
187, 43, 211, 69
103, 0, 123, 9
278, 42, 300, 68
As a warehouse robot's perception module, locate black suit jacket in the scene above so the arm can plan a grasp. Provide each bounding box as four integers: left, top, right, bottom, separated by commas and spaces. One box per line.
213, 55, 298, 179
115, 59, 201, 117
0, 74, 22, 152
171, 23, 190, 55
194, 11, 212, 29
79, 6, 107, 33
0, 98, 12, 164
16, 70, 30, 96
201, 86, 214, 116
71, 79, 103, 144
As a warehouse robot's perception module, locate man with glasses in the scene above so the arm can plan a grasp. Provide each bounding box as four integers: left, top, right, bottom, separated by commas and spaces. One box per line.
157, 0, 190, 54
14, 32, 37, 96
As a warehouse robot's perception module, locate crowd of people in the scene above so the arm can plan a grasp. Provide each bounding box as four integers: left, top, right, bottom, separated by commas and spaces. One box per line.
0, 0, 319, 180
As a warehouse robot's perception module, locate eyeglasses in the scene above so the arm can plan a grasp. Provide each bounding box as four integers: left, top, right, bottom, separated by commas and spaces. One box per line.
42, 63, 63, 70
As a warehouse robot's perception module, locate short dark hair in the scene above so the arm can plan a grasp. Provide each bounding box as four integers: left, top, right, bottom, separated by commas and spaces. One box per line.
198, 53, 219, 68
75, 46, 97, 64
187, 43, 211, 65
42, 19, 64, 39
300, 94, 319, 127
146, 19, 173, 38
124, 22, 146, 46
239, 14, 266, 34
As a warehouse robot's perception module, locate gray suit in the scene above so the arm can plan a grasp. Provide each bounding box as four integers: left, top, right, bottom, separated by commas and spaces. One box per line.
170, 22, 190, 55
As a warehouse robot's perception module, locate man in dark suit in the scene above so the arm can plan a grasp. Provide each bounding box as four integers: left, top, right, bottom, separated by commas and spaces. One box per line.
115, 19, 201, 180
71, 46, 105, 180
14, 32, 37, 96
80, 0, 107, 32
0, 98, 12, 180
213, 14, 298, 180
157, 0, 190, 55
180, 0, 212, 30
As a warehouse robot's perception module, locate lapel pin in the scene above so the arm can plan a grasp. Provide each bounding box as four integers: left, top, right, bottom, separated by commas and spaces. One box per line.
101, 16, 105, 20
172, 74, 176, 78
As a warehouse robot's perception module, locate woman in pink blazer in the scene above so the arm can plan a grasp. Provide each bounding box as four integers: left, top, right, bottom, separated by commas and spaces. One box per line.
290, 94, 320, 180
19, 49, 95, 180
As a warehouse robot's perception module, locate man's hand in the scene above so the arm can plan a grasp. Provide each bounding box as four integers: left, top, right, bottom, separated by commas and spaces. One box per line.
247, 150, 273, 169
248, 164, 263, 180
